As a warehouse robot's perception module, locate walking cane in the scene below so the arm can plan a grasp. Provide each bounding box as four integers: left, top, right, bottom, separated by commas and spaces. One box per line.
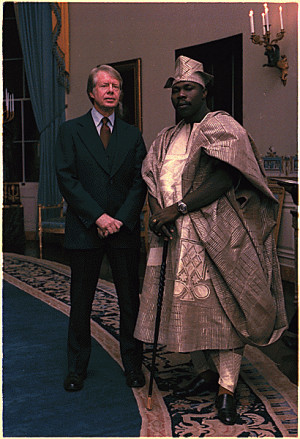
147, 238, 169, 411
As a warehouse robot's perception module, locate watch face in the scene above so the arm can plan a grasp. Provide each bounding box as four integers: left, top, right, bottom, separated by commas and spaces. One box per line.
178, 201, 187, 214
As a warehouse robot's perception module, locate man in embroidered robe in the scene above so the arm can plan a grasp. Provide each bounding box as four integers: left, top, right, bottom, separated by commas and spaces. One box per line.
134, 56, 287, 425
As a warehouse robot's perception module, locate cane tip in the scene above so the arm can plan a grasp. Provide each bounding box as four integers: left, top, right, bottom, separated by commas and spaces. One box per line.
146, 397, 153, 411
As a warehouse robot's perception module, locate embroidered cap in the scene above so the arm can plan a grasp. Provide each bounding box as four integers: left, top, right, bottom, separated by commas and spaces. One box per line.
164, 55, 214, 89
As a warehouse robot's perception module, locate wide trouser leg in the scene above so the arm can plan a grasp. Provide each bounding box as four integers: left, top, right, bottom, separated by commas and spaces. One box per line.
68, 248, 104, 375
191, 350, 217, 374
209, 348, 244, 393
191, 348, 244, 393
106, 246, 143, 373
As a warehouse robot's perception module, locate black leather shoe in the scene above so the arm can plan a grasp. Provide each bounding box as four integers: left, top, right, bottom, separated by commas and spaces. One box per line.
173, 372, 218, 398
125, 369, 145, 388
63, 372, 86, 392
216, 393, 237, 425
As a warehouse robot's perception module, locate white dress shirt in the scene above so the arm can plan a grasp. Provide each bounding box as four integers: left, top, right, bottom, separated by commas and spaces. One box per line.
91, 107, 115, 135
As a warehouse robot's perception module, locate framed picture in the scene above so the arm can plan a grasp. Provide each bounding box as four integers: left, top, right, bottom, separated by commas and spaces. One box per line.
292, 155, 298, 172
263, 156, 282, 172
110, 58, 142, 132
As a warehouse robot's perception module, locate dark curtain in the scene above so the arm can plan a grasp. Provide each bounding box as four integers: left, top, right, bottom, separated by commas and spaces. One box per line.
17, 2, 66, 206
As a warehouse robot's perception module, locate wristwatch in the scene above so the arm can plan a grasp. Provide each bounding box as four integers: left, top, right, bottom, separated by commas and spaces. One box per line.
177, 200, 188, 215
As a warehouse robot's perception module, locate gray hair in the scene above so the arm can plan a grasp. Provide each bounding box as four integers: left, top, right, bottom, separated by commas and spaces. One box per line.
87, 64, 123, 104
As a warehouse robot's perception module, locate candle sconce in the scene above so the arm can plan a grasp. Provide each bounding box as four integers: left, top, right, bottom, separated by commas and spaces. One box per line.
251, 30, 288, 86
4, 108, 15, 123
249, 5, 288, 86
3, 89, 15, 123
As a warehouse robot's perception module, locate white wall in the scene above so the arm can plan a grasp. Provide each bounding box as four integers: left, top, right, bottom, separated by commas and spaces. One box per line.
67, 2, 298, 156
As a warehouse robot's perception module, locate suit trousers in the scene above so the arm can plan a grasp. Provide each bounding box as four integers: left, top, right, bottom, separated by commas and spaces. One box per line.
67, 245, 143, 376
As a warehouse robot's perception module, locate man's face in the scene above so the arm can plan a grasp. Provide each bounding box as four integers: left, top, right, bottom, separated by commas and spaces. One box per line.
171, 81, 207, 123
89, 71, 121, 115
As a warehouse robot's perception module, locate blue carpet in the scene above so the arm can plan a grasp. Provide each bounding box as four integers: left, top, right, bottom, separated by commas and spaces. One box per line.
3, 280, 142, 437
3, 254, 298, 437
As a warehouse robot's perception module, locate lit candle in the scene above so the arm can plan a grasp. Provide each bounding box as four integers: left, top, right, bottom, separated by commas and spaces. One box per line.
279, 6, 284, 30
249, 10, 255, 33
261, 13, 266, 35
12, 93, 14, 113
5, 88, 8, 112
264, 3, 269, 31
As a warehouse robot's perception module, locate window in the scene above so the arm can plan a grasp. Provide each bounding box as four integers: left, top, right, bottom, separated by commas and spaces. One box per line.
3, 2, 40, 183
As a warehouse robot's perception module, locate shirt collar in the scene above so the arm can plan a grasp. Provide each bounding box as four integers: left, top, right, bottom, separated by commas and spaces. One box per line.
91, 107, 115, 129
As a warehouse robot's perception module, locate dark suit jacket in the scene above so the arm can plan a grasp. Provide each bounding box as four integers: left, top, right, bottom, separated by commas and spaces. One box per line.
55, 110, 147, 249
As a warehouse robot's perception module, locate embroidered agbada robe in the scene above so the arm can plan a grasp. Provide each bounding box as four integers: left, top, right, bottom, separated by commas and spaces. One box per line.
134, 111, 287, 352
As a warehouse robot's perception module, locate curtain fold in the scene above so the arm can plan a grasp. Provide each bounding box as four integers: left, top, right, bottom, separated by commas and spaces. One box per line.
17, 2, 66, 206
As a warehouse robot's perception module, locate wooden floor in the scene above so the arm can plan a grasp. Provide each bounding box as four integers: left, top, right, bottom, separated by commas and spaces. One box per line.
20, 236, 298, 386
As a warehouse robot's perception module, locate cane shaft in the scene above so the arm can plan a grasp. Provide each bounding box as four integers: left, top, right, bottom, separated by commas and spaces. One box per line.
147, 239, 169, 410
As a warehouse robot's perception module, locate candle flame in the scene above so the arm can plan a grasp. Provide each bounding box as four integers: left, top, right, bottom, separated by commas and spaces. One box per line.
279, 6, 282, 12
249, 10, 253, 17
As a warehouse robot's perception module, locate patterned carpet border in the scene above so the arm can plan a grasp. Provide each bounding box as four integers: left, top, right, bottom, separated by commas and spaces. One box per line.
2, 253, 298, 438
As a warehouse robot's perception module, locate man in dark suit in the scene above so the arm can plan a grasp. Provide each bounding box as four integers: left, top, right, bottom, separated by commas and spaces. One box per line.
55, 64, 147, 391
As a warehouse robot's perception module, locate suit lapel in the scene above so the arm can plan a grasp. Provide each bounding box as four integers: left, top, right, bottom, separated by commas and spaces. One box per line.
110, 117, 132, 177
77, 111, 110, 175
